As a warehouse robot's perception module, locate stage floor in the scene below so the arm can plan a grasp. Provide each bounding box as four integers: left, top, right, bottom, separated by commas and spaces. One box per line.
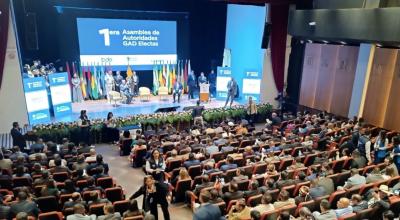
54, 95, 244, 123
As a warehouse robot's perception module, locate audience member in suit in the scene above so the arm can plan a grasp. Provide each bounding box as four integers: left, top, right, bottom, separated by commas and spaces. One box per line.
87, 191, 110, 206
251, 193, 275, 214
10, 192, 39, 218
313, 199, 338, 220
77, 143, 92, 155
294, 186, 312, 205
221, 181, 244, 204
366, 167, 385, 184
193, 191, 223, 220
342, 168, 366, 189
220, 156, 238, 172
274, 171, 295, 189
30, 138, 45, 154
273, 190, 295, 209
97, 204, 121, 220
309, 179, 327, 199
72, 155, 89, 171
10, 122, 26, 151
66, 203, 95, 220
9, 146, 28, 161
63, 192, 87, 210
351, 150, 367, 169
0, 197, 11, 220
350, 194, 368, 213
228, 199, 251, 220
183, 153, 201, 169
243, 181, 260, 198
86, 154, 109, 175
381, 156, 399, 176
83, 177, 105, 194
50, 158, 71, 174
317, 172, 335, 195
193, 175, 214, 196
232, 168, 248, 182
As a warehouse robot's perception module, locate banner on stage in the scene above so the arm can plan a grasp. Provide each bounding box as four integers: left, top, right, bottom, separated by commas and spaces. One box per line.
23, 77, 51, 124
242, 70, 261, 102
49, 72, 72, 118
216, 66, 232, 100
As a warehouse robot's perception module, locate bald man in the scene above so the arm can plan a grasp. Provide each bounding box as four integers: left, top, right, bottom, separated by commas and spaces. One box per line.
334, 197, 353, 218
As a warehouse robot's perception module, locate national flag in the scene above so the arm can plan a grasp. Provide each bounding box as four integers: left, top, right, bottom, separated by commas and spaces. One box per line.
100, 65, 106, 98
79, 62, 87, 99
162, 61, 167, 87
153, 61, 159, 95
85, 65, 92, 99
66, 62, 72, 88
95, 64, 102, 97
126, 65, 133, 78
91, 65, 99, 99
183, 60, 188, 93
158, 61, 163, 87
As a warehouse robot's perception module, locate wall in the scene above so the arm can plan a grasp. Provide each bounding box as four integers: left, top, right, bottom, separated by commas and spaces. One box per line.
0, 13, 28, 133
298, 43, 359, 116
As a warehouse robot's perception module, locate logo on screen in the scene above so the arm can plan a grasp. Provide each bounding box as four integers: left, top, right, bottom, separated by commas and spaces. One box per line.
98, 29, 120, 46
27, 81, 43, 89
32, 112, 48, 120
51, 76, 67, 84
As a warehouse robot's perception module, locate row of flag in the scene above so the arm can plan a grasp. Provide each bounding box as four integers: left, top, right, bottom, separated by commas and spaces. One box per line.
152, 60, 191, 95
66, 61, 110, 100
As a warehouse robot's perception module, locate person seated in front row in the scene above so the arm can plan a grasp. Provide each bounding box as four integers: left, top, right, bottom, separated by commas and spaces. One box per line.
220, 156, 238, 172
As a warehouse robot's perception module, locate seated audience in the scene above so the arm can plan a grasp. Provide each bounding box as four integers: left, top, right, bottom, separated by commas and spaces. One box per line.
97, 204, 121, 220
228, 199, 251, 220
334, 197, 353, 218
309, 179, 327, 199
350, 194, 368, 212
221, 181, 244, 203
10, 192, 39, 218
220, 156, 238, 172
123, 199, 144, 218
312, 199, 337, 220
183, 153, 201, 169
66, 203, 95, 220
341, 168, 366, 189
251, 193, 274, 214
273, 190, 295, 209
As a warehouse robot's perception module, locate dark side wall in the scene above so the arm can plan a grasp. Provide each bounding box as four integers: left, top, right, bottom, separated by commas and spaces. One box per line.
12, 0, 227, 74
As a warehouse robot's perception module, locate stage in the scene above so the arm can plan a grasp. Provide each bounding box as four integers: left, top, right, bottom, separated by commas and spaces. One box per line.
53, 94, 244, 123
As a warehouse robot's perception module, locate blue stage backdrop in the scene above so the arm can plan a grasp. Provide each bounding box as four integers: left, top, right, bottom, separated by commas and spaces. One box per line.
48, 72, 72, 118
224, 4, 266, 102
23, 77, 51, 124
77, 18, 177, 70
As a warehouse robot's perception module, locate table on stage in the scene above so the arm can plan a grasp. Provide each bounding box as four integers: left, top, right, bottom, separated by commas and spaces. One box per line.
199, 83, 210, 102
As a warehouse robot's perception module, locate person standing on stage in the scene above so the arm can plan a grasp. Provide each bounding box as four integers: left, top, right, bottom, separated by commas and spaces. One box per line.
187, 70, 196, 100
198, 72, 207, 87
11, 122, 26, 151
120, 80, 133, 104
71, 73, 83, 103
114, 71, 123, 92
130, 176, 170, 220
172, 77, 183, 103
78, 110, 91, 145
247, 96, 257, 126
104, 112, 119, 143
105, 70, 115, 103
224, 77, 238, 108
132, 71, 139, 96
208, 69, 216, 98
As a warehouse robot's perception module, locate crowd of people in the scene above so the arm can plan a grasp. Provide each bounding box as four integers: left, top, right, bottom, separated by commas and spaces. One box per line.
3, 107, 400, 220
125, 110, 400, 220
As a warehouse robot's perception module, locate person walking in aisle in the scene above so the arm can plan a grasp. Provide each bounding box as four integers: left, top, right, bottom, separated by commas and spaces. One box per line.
224, 77, 237, 108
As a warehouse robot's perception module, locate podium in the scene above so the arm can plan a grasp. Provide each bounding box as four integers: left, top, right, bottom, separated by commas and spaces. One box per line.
199, 83, 210, 102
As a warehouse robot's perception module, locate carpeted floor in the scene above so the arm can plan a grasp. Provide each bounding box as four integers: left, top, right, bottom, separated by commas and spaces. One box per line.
95, 144, 193, 220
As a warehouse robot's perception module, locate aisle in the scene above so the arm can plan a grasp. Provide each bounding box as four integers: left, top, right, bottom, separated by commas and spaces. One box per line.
95, 144, 193, 220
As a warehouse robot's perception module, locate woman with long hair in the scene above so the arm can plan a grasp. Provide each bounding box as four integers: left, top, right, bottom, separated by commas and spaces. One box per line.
374, 130, 389, 164
130, 175, 170, 220
145, 149, 165, 181
104, 112, 119, 143
171, 167, 191, 187
78, 110, 91, 145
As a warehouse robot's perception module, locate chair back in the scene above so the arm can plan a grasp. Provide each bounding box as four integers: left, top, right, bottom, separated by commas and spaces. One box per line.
37, 196, 58, 212
105, 187, 124, 203
113, 200, 130, 215
120, 139, 133, 156
260, 209, 280, 220
188, 165, 202, 179
12, 177, 31, 187
89, 203, 106, 215
38, 211, 63, 220
173, 179, 192, 203
247, 194, 262, 207
52, 172, 69, 182
97, 177, 114, 189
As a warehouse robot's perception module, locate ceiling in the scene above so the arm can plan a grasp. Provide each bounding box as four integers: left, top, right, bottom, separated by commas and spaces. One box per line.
210, 0, 303, 4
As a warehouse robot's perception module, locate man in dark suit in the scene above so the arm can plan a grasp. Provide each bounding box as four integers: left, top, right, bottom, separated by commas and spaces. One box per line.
173, 79, 183, 103
10, 192, 39, 218
221, 182, 244, 204
224, 77, 237, 108
10, 122, 26, 150
193, 191, 224, 220
183, 153, 201, 169
193, 175, 214, 196
187, 70, 196, 99
274, 171, 295, 188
